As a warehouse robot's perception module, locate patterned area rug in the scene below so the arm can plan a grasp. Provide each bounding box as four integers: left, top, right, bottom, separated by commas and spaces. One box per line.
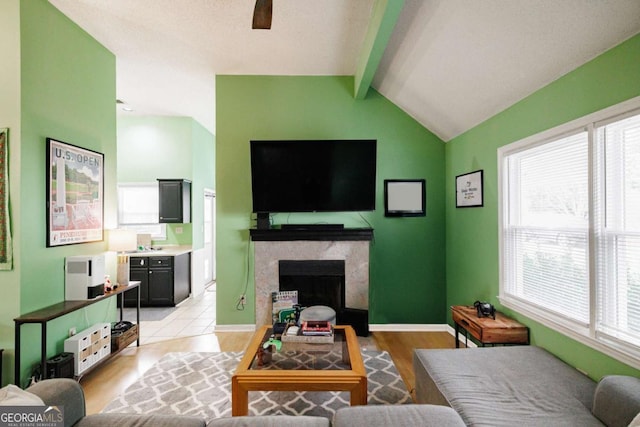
102, 351, 412, 421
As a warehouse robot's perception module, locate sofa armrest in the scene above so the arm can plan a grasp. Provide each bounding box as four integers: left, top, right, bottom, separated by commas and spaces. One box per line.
592, 375, 640, 427
27, 379, 86, 427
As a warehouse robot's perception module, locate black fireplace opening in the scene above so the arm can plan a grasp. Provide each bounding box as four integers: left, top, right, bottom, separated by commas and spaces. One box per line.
278, 260, 345, 311
278, 259, 369, 336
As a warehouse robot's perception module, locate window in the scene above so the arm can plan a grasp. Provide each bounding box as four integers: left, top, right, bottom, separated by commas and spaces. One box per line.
499, 97, 640, 367
595, 112, 640, 349
117, 183, 166, 240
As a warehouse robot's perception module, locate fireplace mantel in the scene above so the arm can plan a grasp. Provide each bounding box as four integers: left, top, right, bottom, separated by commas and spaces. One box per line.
250, 227, 373, 242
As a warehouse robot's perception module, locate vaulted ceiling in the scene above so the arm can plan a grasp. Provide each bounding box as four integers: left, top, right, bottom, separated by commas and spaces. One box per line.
49, 0, 640, 141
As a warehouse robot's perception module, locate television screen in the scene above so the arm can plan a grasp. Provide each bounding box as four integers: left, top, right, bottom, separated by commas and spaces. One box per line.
250, 140, 377, 213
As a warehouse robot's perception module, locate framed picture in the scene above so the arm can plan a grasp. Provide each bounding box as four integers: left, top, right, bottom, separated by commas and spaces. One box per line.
456, 170, 483, 208
46, 138, 104, 247
384, 179, 426, 217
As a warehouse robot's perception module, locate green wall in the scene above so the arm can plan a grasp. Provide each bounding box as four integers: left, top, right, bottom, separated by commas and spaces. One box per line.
7, 0, 118, 386
117, 115, 215, 249
216, 76, 445, 326
445, 33, 640, 379
0, 0, 22, 387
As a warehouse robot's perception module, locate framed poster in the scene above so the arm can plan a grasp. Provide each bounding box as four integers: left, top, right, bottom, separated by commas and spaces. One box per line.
456, 170, 484, 208
384, 179, 426, 217
46, 138, 104, 247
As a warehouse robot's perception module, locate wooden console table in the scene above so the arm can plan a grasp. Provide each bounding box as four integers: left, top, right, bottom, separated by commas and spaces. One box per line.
14, 282, 140, 386
451, 305, 529, 348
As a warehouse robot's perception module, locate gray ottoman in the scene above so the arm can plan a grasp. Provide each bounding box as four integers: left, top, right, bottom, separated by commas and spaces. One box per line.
299, 305, 336, 325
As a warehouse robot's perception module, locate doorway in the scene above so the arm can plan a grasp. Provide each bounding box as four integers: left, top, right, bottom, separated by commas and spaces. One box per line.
204, 189, 216, 285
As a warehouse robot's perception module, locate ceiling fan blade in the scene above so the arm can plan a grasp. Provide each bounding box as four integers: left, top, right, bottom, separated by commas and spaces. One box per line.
252, 0, 272, 29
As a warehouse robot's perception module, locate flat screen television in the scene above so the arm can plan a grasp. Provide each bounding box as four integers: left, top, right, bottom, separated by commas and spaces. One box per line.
250, 139, 377, 213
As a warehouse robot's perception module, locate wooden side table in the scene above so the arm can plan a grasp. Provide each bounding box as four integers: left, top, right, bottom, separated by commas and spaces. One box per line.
14, 282, 140, 386
451, 305, 529, 348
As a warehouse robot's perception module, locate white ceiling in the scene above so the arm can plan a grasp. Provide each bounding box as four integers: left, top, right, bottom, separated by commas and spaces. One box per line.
49, 0, 640, 142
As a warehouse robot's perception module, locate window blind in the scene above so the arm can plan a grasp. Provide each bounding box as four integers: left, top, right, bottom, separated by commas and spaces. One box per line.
118, 183, 159, 225
503, 131, 590, 323
117, 183, 166, 240
595, 113, 640, 346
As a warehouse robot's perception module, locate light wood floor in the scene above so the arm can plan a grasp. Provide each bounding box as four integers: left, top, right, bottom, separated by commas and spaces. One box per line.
80, 330, 455, 414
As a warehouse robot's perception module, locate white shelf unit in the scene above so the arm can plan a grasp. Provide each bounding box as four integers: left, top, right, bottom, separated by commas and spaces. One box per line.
64, 322, 111, 376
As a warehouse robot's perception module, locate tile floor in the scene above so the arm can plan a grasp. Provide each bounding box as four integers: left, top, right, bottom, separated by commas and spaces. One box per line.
136, 283, 217, 344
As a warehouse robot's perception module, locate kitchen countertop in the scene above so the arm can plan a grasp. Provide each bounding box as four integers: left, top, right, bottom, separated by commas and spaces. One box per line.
128, 245, 192, 257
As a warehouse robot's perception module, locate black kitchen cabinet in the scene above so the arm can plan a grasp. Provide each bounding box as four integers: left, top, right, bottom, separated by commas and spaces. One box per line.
126, 253, 190, 307
127, 257, 149, 306
158, 179, 191, 223
148, 257, 174, 306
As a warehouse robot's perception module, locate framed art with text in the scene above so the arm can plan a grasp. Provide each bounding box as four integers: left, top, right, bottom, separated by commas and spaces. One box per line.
456, 170, 483, 208
46, 138, 104, 247
384, 179, 426, 217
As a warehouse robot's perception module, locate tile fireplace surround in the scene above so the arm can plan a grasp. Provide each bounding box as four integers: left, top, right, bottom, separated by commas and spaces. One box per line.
252, 232, 371, 327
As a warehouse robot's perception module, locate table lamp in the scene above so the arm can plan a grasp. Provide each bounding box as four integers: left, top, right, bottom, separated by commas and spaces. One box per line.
108, 229, 137, 286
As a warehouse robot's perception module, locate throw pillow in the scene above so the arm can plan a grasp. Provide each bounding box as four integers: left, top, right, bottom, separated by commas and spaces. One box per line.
0, 384, 45, 406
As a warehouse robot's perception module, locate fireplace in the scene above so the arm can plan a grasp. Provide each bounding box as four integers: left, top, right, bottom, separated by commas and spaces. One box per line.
250, 228, 372, 334
279, 260, 345, 312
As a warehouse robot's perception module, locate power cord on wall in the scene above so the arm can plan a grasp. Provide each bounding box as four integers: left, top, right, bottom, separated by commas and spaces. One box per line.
236, 294, 246, 310
358, 212, 375, 245
236, 223, 253, 310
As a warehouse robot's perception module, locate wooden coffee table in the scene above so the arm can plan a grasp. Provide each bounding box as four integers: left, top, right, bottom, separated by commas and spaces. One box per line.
231, 325, 367, 416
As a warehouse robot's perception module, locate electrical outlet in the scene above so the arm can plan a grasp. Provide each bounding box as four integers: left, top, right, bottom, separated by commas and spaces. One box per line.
240, 294, 246, 304
69, 327, 76, 337
175, 226, 183, 234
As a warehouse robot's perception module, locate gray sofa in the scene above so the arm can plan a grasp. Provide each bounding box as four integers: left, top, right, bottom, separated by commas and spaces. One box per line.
26, 378, 464, 427
413, 345, 640, 426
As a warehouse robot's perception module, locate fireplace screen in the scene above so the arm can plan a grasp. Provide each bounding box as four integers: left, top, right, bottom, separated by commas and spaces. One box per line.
278, 260, 345, 311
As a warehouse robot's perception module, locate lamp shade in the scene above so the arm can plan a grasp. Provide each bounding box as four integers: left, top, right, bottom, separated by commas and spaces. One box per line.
108, 229, 137, 253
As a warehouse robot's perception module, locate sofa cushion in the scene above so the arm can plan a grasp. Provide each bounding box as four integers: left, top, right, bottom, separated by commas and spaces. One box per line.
207, 415, 329, 427
592, 375, 640, 427
0, 384, 44, 406
414, 346, 603, 426
333, 404, 465, 427
76, 413, 206, 427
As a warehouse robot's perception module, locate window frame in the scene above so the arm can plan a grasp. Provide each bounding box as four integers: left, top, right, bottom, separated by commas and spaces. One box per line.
117, 182, 167, 240
498, 96, 640, 370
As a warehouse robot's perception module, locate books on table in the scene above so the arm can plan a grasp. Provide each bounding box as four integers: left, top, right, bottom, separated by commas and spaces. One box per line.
271, 291, 298, 324
301, 320, 332, 336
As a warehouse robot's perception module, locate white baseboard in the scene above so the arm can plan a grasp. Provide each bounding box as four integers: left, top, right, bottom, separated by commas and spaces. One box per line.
213, 324, 256, 332
445, 324, 478, 348
369, 323, 478, 348
368, 324, 450, 332
212, 323, 475, 348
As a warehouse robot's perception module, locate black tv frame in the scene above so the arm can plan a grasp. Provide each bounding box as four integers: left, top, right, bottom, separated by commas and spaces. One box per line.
250, 139, 377, 216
